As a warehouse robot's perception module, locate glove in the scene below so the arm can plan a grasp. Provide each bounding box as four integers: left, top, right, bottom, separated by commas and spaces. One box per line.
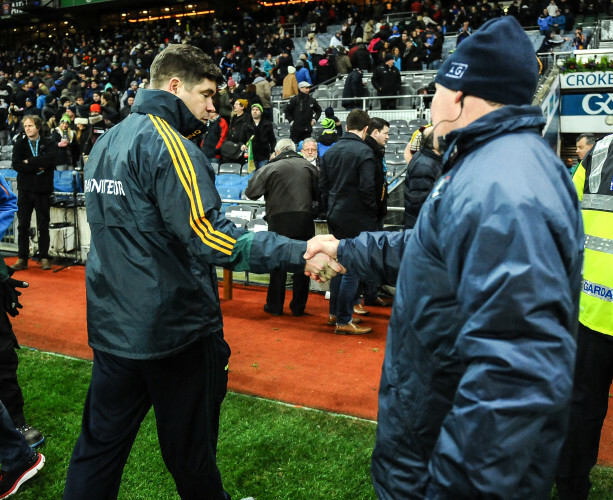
1, 277, 28, 317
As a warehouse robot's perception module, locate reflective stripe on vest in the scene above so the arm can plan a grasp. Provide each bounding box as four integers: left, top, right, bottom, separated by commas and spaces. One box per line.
581, 193, 613, 212
584, 234, 613, 255
588, 134, 613, 193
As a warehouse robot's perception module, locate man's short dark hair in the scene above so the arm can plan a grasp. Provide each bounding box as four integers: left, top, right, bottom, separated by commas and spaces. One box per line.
577, 133, 596, 146
150, 44, 223, 90
367, 117, 390, 135
346, 109, 370, 131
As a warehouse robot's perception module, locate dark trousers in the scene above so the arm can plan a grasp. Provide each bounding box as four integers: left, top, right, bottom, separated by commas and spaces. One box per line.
266, 213, 314, 316
0, 400, 32, 471
17, 190, 50, 260
556, 323, 613, 500
380, 97, 397, 110
0, 311, 24, 428
267, 270, 310, 316
64, 334, 231, 500
290, 126, 313, 145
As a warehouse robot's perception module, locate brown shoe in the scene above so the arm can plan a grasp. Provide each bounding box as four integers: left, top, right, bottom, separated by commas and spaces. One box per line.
353, 304, 370, 316
365, 297, 393, 307
40, 259, 52, 271
334, 322, 372, 335
10, 259, 28, 271
327, 315, 362, 325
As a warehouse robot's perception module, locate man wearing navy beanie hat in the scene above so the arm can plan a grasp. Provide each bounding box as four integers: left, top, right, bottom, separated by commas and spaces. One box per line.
305, 14, 585, 500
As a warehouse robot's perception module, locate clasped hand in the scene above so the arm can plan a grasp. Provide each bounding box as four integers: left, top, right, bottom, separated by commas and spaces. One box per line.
303, 234, 344, 282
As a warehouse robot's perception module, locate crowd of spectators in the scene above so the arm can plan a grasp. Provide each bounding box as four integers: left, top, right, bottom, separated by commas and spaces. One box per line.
0, 0, 610, 154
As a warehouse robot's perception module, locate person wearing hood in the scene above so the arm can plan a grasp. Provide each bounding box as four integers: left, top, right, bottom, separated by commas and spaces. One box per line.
282, 66, 299, 99
294, 61, 312, 86
305, 17, 584, 498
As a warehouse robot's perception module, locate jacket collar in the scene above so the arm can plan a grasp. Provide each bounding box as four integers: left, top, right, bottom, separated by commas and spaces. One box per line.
268, 150, 302, 164
131, 89, 205, 139
440, 105, 545, 173
364, 134, 384, 153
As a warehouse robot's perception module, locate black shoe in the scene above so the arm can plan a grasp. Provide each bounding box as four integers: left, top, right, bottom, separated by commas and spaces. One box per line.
263, 304, 283, 316
0, 451, 45, 498
16, 425, 45, 448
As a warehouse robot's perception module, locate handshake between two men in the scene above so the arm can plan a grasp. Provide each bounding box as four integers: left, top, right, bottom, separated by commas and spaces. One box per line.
302, 234, 343, 282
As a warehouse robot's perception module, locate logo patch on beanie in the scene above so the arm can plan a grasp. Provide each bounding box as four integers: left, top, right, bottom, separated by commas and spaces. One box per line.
445, 62, 468, 79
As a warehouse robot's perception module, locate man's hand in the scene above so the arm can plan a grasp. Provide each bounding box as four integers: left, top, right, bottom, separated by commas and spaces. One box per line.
1, 277, 28, 317
304, 234, 340, 261
304, 252, 345, 282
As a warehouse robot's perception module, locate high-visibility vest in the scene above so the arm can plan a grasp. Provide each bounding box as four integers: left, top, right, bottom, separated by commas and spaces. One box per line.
573, 134, 613, 336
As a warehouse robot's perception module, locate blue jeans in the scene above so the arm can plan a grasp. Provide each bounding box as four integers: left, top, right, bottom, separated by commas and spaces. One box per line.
329, 270, 360, 325
0, 400, 32, 471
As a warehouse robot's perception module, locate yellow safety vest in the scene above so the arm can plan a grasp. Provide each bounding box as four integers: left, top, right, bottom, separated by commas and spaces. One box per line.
573, 134, 613, 336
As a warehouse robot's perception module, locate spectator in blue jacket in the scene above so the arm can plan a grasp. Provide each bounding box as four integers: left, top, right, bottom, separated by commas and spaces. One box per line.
294, 60, 312, 86
306, 17, 584, 499
538, 8, 553, 35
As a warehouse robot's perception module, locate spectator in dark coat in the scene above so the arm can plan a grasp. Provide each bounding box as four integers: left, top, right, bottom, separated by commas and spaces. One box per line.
224, 98, 254, 162
250, 103, 276, 169
348, 39, 372, 71
403, 126, 443, 228
284, 82, 322, 144
342, 67, 366, 110
371, 55, 401, 110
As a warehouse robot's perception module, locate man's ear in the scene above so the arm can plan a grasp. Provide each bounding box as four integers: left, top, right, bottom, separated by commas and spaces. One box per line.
168, 78, 181, 95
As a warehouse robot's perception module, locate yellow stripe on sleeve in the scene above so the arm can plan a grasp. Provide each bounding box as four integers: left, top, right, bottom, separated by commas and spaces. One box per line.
148, 115, 235, 255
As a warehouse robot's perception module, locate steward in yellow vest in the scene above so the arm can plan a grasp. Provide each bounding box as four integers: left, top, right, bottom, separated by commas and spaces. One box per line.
557, 133, 613, 500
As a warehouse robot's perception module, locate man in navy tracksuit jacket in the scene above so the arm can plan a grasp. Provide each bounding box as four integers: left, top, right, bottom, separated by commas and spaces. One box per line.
63, 45, 339, 500
306, 17, 584, 499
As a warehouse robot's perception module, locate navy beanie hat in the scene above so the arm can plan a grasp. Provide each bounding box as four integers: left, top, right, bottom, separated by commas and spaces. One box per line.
435, 17, 539, 106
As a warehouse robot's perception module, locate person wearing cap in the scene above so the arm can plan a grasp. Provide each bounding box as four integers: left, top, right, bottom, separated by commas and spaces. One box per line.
284, 81, 322, 144
120, 81, 139, 109
250, 103, 276, 169
88, 103, 108, 148
305, 16, 584, 497
51, 114, 80, 171
282, 66, 298, 99
348, 37, 372, 71
316, 117, 339, 157
371, 53, 401, 110
22, 97, 41, 118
